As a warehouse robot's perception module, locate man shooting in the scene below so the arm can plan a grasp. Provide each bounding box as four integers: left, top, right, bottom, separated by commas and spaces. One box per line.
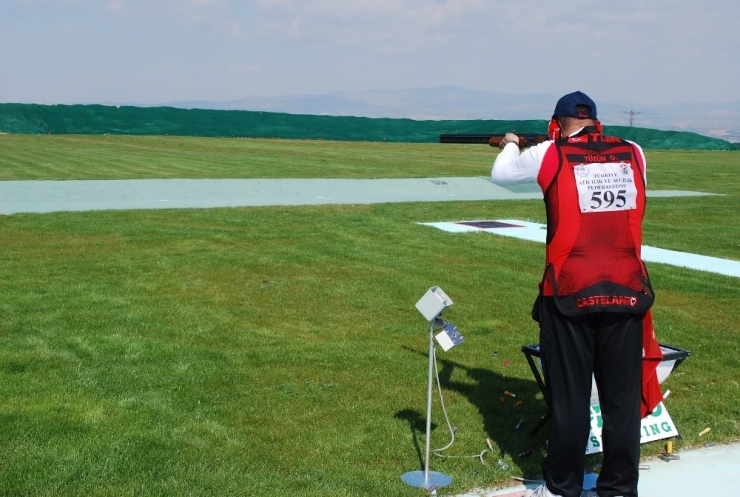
491, 91, 655, 497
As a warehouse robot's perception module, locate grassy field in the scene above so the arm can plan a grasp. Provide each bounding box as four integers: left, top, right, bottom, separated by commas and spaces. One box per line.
1, 134, 739, 496
0, 134, 489, 181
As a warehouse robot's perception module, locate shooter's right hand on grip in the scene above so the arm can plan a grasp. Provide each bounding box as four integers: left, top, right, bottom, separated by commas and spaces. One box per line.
492, 133, 520, 150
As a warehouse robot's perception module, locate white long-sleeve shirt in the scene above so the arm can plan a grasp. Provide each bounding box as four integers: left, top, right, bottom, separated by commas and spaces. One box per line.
490, 130, 647, 186
490, 140, 553, 185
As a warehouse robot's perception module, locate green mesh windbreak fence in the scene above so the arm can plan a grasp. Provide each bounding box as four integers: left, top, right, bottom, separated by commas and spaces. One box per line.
1, 103, 737, 151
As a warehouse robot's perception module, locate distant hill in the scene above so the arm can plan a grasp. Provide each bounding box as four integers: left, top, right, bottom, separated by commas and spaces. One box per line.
162, 86, 740, 143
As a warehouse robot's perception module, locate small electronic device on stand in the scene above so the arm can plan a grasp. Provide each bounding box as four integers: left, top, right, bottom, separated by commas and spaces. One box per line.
401, 286, 464, 493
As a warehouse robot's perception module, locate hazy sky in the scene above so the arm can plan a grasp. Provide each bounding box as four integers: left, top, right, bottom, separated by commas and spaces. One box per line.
2, 0, 739, 107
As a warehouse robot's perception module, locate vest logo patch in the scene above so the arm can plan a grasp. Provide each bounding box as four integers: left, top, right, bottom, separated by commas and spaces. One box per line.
576, 295, 639, 309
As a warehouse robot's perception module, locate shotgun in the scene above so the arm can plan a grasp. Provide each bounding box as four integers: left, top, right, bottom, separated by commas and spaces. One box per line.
439, 133, 548, 147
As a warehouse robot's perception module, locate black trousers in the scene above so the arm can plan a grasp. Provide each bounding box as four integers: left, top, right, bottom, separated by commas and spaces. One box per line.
538, 297, 644, 497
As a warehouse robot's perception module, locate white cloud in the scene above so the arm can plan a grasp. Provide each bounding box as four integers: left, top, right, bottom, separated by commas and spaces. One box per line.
95, 0, 245, 37
252, 0, 491, 52
4, 0, 739, 105
105, 0, 123, 12
246, 0, 738, 58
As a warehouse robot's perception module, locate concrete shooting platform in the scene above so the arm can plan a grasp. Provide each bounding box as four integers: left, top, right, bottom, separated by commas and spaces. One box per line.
452, 441, 740, 497
421, 219, 740, 278
0, 177, 720, 215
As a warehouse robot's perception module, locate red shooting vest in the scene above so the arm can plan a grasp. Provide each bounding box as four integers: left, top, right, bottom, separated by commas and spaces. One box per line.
537, 128, 654, 315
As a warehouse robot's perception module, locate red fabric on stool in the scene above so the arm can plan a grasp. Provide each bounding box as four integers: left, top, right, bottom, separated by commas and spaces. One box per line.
641, 310, 663, 417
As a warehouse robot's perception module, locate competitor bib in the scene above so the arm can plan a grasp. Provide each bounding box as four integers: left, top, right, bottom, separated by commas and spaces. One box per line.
574, 162, 638, 213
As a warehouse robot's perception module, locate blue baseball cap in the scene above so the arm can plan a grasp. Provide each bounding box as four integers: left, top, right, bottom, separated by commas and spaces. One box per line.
552, 91, 597, 119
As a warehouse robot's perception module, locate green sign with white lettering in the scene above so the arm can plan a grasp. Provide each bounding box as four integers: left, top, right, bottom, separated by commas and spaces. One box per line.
586, 401, 677, 454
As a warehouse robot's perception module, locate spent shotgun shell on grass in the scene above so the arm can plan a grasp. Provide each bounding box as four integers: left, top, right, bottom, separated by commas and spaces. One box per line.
504, 390, 516, 397
658, 453, 680, 462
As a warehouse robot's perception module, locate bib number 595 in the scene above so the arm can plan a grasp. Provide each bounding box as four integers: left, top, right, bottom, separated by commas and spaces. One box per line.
590, 189, 627, 210
575, 162, 638, 213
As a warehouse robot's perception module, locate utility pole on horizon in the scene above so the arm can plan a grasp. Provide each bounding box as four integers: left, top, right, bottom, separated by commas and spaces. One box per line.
623, 110, 641, 127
